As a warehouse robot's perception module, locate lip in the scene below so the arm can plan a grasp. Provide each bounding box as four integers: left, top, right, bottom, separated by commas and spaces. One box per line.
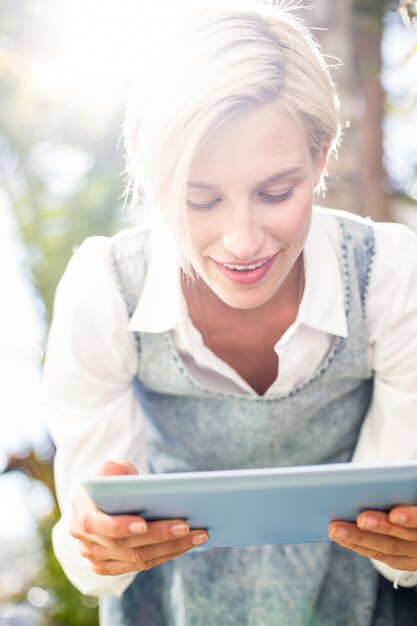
213, 252, 279, 286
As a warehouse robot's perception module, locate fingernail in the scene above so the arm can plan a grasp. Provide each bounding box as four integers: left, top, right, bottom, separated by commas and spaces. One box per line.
170, 523, 189, 537
391, 512, 408, 524
191, 532, 209, 545
329, 526, 349, 540
128, 521, 147, 534
359, 515, 378, 530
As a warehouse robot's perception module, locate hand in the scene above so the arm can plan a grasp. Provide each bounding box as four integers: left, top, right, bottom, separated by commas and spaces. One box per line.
70, 460, 209, 576
328, 505, 417, 571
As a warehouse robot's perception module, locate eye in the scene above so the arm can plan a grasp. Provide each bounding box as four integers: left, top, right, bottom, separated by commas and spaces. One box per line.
260, 189, 295, 204
186, 198, 221, 211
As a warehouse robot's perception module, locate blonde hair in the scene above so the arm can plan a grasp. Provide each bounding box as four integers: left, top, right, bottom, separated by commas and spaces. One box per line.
124, 0, 341, 272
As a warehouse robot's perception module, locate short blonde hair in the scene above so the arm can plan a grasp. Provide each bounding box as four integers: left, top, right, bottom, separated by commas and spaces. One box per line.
124, 0, 341, 272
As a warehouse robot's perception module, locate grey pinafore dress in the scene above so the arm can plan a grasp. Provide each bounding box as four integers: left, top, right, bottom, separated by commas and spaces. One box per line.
100, 214, 417, 625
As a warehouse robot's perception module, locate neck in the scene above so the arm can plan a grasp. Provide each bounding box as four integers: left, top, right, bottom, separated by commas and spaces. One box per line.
182, 254, 304, 340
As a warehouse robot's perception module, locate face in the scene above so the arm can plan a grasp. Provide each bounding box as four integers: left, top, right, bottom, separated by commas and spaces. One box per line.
186, 100, 328, 310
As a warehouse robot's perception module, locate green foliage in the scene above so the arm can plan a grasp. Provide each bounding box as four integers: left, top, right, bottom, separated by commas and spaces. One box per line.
12, 126, 132, 323
5, 453, 99, 625
37, 510, 99, 626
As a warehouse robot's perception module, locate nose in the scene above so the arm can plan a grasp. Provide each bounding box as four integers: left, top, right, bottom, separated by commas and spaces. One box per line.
222, 206, 266, 260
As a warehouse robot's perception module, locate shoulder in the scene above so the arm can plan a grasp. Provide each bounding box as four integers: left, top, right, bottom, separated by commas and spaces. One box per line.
313, 206, 417, 256
44, 233, 142, 412
364, 221, 417, 372
311, 209, 417, 306
62, 227, 150, 286
110, 226, 151, 262
68, 226, 150, 269
371, 219, 417, 260
369, 221, 417, 308
312, 206, 375, 243
56, 235, 114, 306
53, 227, 150, 319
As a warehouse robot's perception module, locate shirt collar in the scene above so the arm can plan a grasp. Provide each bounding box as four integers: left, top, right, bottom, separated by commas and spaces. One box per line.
128, 207, 348, 338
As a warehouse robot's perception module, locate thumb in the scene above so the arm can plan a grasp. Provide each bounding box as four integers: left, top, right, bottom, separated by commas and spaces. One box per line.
97, 460, 139, 477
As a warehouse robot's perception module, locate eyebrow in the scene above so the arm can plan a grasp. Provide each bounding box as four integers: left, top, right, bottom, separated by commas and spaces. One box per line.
187, 167, 303, 189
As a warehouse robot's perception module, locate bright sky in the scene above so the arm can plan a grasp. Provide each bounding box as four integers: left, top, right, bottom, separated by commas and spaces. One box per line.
0, 192, 46, 539
381, 14, 417, 192
0, 192, 45, 453
29, 0, 200, 128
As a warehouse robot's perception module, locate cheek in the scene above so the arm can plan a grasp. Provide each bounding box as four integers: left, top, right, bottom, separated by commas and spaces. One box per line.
272, 195, 311, 232
293, 186, 314, 222
186, 213, 220, 252
186, 213, 203, 247
271, 196, 312, 247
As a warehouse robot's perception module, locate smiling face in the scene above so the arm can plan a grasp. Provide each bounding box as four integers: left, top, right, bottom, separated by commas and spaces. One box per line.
185, 100, 328, 310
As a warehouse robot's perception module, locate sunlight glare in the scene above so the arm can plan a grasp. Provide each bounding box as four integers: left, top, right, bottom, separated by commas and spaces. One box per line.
30, 0, 203, 128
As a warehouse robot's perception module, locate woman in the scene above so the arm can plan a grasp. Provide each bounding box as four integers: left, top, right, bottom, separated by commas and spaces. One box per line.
42, 2, 417, 624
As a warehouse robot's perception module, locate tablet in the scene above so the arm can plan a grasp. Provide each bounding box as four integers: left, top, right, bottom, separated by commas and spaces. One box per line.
84, 460, 417, 548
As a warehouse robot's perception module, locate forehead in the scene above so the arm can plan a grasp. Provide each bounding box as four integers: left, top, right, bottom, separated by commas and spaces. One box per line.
188, 101, 312, 188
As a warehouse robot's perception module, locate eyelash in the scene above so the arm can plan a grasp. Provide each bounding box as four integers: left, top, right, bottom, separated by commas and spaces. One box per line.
187, 199, 220, 211
187, 189, 295, 212
260, 189, 296, 204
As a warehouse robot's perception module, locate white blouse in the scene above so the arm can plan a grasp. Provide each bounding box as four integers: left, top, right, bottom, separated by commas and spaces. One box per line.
41, 207, 417, 596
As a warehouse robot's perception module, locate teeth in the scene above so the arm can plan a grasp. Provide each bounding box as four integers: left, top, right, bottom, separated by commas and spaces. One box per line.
223, 260, 268, 271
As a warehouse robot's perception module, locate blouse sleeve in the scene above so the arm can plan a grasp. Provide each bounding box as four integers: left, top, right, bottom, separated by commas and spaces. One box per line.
352, 222, 417, 588
40, 236, 148, 597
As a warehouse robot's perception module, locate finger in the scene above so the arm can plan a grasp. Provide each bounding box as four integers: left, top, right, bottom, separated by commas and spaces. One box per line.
389, 506, 417, 529
70, 507, 148, 540
71, 462, 145, 542
97, 460, 139, 477
136, 519, 195, 546
356, 511, 417, 542
331, 539, 417, 572
75, 518, 193, 550
328, 522, 417, 559
90, 550, 188, 576
81, 530, 209, 563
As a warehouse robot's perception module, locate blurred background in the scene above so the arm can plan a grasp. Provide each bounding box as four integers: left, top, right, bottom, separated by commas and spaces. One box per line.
0, 0, 416, 624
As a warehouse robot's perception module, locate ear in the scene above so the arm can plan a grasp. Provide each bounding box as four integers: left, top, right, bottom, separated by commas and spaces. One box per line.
313, 141, 330, 190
